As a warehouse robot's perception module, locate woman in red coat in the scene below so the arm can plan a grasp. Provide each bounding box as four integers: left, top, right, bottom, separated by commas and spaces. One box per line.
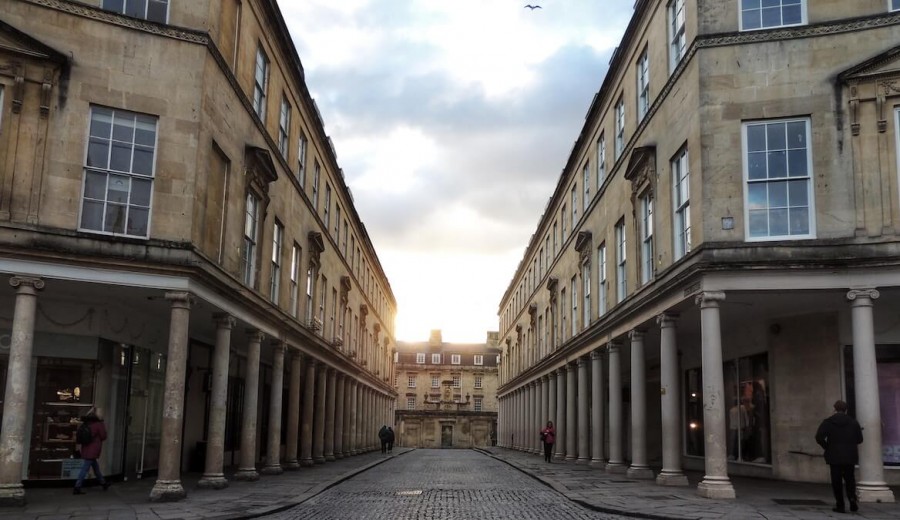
74, 409, 110, 494
540, 421, 556, 463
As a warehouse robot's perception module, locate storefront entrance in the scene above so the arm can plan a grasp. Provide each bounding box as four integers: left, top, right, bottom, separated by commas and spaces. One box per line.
441, 424, 453, 447
120, 345, 165, 481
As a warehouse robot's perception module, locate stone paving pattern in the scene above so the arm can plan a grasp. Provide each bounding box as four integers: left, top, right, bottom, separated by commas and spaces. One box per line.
0, 447, 898, 519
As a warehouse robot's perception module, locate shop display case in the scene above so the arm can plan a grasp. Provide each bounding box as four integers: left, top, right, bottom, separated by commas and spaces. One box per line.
29, 402, 93, 479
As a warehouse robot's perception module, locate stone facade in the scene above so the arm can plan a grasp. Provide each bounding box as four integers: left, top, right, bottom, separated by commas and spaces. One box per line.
394, 330, 500, 448
0, 0, 395, 505
498, 0, 900, 502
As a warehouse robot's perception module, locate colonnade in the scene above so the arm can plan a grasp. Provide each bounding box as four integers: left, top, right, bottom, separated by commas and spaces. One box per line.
497, 290, 895, 502
0, 278, 395, 506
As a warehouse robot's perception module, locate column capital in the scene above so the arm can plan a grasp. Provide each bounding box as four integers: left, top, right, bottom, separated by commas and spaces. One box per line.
245, 329, 266, 343
165, 291, 193, 308
577, 356, 587, 367
271, 341, 286, 355
548, 370, 557, 381
213, 313, 236, 329
847, 288, 879, 303
695, 290, 725, 308
567, 361, 577, 372
556, 366, 567, 376
9, 275, 44, 291
656, 312, 679, 328
590, 349, 603, 360
541, 374, 550, 382
628, 329, 645, 341
607, 340, 621, 354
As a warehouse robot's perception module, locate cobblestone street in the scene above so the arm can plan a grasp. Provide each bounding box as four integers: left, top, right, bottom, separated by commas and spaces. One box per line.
267, 449, 622, 520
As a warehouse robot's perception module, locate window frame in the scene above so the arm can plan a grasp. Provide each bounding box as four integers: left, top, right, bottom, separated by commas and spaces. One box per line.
431, 353, 441, 364
637, 47, 650, 121
741, 118, 815, 242
290, 243, 301, 317
668, 0, 686, 72
101, 0, 169, 24
297, 132, 308, 187
615, 97, 625, 159
640, 192, 654, 284
474, 354, 483, 366
452, 374, 461, 388
451, 354, 461, 365
241, 192, 261, 288
269, 221, 284, 304
672, 147, 691, 260
431, 374, 440, 388
583, 162, 591, 209
252, 45, 269, 122
739, 0, 807, 32
893, 0, 900, 12
407, 396, 415, 410
582, 257, 591, 327
615, 220, 627, 303
80, 105, 158, 239
474, 396, 483, 412
278, 95, 291, 159
407, 374, 416, 388
598, 242, 607, 317
416, 353, 425, 364
597, 134, 607, 189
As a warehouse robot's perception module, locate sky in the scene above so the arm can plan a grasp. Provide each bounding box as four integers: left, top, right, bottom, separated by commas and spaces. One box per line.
281, 0, 635, 343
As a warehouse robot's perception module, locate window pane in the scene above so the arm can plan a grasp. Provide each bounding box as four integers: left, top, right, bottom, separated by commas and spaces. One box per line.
131, 178, 152, 206
782, 4, 802, 25
110, 142, 132, 171
747, 125, 766, 152
744, 0, 761, 8
134, 115, 156, 146
81, 200, 103, 230
787, 149, 807, 177
787, 121, 807, 148
766, 123, 786, 150
84, 171, 106, 200
789, 207, 809, 235
742, 10, 761, 30
90, 108, 113, 137
769, 208, 789, 236
761, 6, 781, 27
768, 181, 787, 208
132, 146, 154, 176
748, 151, 767, 180
104, 204, 126, 233
147, 0, 168, 23
761, 0, 781, 7
87, 139, 110, 169
125, 0, 147, 18
787, 179, 808, 206
112, 112, 134, 142
127, 207, 149, 236
107, 175, 130, 203
767, 151, 787, 178
749, 209, 768, 237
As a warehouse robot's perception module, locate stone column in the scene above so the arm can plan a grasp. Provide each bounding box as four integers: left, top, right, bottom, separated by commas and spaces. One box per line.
695, 291, 735, 499
540, 376, 549, 434
0, 276, 44, 506
313, 364, 327, 463
198, 314, 235, 488
233, 330, 263, 481
283, 351, 302, 470
324, 368, 336, 461
262, 343, 285, 475
334, 373, 345, 458
300, 357, 315, 466
590, 349, 605, 467
352, 382, 361, 454
847, 289, 895, 503
150, 292, 193, 501
657, 313, 688, 486
342, 376, 353, 456
516, 389, 523, 451
529, 382, 537, 453
548, 371, 557, 447
577, 356, 590, 463
627, 330, 653, 479
607, 340, 625, 473
555, 367, 566, 459
565, 363, 577, 461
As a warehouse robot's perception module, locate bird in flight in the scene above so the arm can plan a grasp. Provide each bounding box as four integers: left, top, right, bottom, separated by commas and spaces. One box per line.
524, 4, 542, 9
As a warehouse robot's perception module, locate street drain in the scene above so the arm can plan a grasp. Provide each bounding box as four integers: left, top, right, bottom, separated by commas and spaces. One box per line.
397, 490, 423, 496
771, 499, 827, 506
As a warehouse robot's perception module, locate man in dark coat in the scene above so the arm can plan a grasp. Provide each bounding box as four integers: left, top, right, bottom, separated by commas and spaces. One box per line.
74, 409, 110, 494
378, 425, 389, 454
386, 427, 395, 453
815, 400, 863, 513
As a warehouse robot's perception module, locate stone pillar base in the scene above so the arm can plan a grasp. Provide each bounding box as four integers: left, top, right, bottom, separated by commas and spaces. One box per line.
232, 469, 260, 481
197, 475, 229, 490
576, 457, 590, 465
627, 466, 655, 479
283, 460, 300, 470
697, 477, 736, 499
858, 484, 896, 503
656, 471, 689, 486
260, 465, 283, 476
149, 480, 186, 502
605, 462, 627, 474
325, 455, 335, 462
0, 484, 26, 507
313, 457, 325, 464
335, 453, 345, 459
589, 459, 606, 469
300, 458, 314, 467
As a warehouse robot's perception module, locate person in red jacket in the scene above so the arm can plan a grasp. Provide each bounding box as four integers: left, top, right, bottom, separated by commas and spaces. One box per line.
540, 421, 556, 463
73, 409, 110, 494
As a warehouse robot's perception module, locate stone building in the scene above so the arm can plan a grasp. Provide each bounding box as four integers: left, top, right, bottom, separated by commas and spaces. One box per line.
0, 0, 396, 505
394, 330, 500, 448
497, 0, 899, 502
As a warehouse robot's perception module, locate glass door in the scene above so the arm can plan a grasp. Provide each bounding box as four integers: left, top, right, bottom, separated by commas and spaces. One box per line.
122, 346, 165, 480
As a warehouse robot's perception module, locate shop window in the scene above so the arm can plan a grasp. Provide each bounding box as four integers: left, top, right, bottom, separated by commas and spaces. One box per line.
684, 352, 771, 464
843, 344, 900, 466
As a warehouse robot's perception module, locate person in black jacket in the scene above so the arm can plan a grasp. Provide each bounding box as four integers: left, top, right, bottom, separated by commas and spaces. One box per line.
815, 400, 863, 514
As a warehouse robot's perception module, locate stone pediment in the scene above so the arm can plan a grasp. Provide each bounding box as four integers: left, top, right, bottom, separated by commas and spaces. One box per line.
839, 46, 900, 83
0, 20, 67, 63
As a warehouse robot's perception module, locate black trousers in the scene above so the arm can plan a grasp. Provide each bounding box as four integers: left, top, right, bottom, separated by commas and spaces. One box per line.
829, 464, 857, 508
543, 442, 553, 462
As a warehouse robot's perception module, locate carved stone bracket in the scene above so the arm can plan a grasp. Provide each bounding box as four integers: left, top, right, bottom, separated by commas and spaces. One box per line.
40, 69, 52, 117
574, 231, 593, 263
308, 231, 325, 265
340, 276, 351, 304
528, 303, 538, 329
546, 277, 558, 305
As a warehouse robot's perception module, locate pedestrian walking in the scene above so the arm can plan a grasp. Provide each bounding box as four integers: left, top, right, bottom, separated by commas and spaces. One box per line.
540, 420, 556, 463
73, 408, 110, 494
378, 425, 389, 454
386, 426, 395, 453
815, 400, 863, 513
